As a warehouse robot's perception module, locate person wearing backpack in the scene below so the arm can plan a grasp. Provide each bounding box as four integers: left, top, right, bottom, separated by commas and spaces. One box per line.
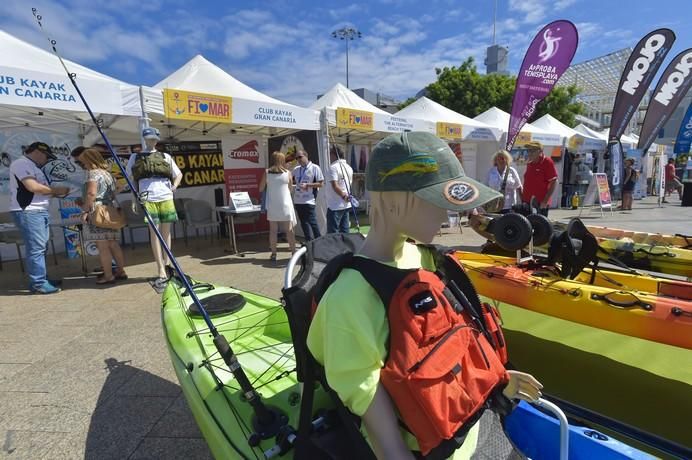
307, 132, 543, 459
126, 128, 182, 288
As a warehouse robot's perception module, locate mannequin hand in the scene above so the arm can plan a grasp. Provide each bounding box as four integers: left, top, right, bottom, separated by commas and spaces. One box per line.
131, 201, 138, 214
502, 370, 543, 402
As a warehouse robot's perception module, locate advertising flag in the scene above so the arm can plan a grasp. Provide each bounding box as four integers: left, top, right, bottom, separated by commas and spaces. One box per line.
606, 28, 675, 187
638, 48, 692, 152
506, 20, 579, 151
673, 101, 692, 154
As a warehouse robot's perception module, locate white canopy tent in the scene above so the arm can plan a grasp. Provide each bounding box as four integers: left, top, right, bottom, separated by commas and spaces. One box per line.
102, 55, 320, 143
0, 29, 145, 260
394, 97, 499, 142
0, 29, 142, 144
394, 97, 501, 180
473, 107, 562, 190
532, 114, 605, 152
474, 107, 561, 146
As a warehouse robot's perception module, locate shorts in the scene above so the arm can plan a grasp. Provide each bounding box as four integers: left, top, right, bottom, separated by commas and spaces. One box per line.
666, 178, 682, 192
143, 199, 178, 224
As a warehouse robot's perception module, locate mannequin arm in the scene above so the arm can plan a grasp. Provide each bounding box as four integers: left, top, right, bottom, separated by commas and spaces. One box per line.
361, 383, 414, 460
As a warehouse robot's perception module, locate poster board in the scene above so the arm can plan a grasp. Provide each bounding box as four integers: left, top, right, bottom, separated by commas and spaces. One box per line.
228, 192, 254, 211
580, 172, 614, 216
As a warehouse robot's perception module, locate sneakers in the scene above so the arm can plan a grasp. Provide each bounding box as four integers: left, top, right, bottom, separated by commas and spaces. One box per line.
30, 281, 61, 294
153, 277, 168, 289
270, 253, 277, 262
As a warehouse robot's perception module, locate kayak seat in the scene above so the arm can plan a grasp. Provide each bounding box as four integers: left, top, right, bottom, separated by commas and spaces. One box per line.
188, 292, 246, 317
281, 232, 376, 459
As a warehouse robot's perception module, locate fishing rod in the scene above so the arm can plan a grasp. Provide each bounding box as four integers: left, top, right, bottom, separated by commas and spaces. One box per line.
31, 8, 285, 441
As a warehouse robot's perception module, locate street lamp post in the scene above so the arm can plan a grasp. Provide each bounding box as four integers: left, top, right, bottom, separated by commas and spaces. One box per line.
331, 27, 362, 88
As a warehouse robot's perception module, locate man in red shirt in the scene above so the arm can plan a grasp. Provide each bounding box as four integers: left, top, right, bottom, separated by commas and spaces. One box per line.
664, 158, 682, 202
521, 141, 558, 216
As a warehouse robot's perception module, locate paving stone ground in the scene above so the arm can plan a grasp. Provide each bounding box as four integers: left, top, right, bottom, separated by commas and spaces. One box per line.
0, 196, 689, 459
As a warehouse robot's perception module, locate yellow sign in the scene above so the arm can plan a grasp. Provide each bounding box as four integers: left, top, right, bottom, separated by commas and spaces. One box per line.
516, 132, 532, 144
163, 88, 232, 123
568, 135, 584, 150
336, 107, 374, 131
436, 122, 463, 140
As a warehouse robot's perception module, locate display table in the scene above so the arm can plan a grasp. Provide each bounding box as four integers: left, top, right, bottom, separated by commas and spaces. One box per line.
215, 205, 262, 255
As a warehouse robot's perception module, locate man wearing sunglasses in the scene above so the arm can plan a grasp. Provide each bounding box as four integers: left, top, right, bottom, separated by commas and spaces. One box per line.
10, 142, 70, 294
291, 150, 323, 241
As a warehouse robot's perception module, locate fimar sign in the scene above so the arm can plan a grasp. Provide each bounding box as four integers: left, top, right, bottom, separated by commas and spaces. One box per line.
164, 141, 225, 188
163, 88, 232, 123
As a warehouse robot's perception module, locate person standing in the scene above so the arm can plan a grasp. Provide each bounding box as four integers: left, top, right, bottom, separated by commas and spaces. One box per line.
291, 150, 324, 241
326, 145, 354, 233
77, 148, 128, 285
9, 142, 70, 294
621, 157, 637, 211
485, 149, 523, 213
521, 141, 558, 216
126, 128, 182, 288
664, 158, 683, 202
260, 151, 296, 261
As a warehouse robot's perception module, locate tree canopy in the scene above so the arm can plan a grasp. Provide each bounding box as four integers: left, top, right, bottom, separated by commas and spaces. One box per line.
400, 57, 584, 127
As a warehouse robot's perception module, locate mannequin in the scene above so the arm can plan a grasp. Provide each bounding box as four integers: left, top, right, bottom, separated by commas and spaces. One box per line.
126, 128, 182, 287
307, 132, 542, 459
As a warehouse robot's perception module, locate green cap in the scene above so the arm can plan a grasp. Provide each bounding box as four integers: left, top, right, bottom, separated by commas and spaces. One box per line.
366, 132, 500, 211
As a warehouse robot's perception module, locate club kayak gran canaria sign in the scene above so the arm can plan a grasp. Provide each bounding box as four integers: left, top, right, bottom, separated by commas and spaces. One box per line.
0, 66, 123, 114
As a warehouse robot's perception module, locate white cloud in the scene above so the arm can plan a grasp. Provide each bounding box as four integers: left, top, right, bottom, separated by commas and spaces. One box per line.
555, 0, 578, 9
508, 0, 547, 24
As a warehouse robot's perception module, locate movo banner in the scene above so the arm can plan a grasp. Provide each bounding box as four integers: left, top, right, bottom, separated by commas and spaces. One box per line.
163, 88, 232, 123
606, 28, 675, 187
673, 101, 692, 154
638, 48, 692, 153
506, 20, 578, 151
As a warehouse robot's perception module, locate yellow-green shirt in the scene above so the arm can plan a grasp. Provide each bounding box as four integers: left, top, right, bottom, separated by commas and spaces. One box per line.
306, 242, 479, 456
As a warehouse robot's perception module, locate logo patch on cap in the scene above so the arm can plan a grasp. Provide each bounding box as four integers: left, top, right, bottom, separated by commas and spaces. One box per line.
443, 180, 478, 205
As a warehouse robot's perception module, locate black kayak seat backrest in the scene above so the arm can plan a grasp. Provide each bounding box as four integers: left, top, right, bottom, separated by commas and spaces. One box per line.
281, 232, 366, 382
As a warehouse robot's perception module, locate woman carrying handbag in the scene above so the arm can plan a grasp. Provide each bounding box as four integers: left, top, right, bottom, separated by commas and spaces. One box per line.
76, 148, 128, 284
485, 149, 523, 214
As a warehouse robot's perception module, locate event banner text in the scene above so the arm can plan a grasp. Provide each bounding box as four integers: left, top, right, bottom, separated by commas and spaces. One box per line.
163, 141, 225, 188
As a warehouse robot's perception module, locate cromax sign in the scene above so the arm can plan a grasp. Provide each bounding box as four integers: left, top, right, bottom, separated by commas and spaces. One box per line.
653, 51, 692, 106
621, 34, 667, 95
227, 140, 260, 164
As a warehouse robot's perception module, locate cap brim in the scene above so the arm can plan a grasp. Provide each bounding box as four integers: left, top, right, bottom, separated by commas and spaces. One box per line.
414, 176, 501, 212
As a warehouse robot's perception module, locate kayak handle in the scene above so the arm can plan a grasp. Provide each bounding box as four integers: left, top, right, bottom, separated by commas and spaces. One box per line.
671, 307, 692, 318
182, 283, 215, 296
590, 292, 652, 311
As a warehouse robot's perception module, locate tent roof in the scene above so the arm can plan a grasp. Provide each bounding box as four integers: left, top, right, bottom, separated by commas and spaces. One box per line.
0, 29, 141, 137
153, 55, 287, 105
574, 123, 608, 141
474, 107, 548, 134
394, 97, 493, 129
134, 55, 319, 139
531, 114, 583, 140
309, 83, 389, 114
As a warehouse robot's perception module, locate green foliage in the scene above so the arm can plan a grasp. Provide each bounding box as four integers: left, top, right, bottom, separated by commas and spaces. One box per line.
420, 57, 583, 126
398, 97, 418, 110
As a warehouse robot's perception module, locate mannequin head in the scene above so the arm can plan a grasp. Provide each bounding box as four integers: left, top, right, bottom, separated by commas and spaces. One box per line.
142, 127, 160, 151
361, 132, 500, 260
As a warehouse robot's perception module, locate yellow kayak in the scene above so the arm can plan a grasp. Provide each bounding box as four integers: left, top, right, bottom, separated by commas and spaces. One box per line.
454, 251, 692, 349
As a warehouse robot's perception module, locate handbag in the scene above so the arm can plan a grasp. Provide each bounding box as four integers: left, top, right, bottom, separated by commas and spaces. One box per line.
91, 204, 125, 229
485, 167, 510, 213
89, 171, 125, 230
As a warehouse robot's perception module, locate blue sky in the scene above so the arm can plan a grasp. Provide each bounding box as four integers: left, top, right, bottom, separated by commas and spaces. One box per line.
1, 0, 690, 106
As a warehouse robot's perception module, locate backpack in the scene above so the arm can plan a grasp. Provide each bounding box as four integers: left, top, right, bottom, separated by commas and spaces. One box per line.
311, 244, 512, 459
131, 151, 173, 182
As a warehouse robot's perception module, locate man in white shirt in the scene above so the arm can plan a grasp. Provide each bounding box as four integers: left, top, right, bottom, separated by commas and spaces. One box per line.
9, 142, 70, 294
326, 145, 354, 233
292, 150, 324, 241
126, 128, 182, 288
